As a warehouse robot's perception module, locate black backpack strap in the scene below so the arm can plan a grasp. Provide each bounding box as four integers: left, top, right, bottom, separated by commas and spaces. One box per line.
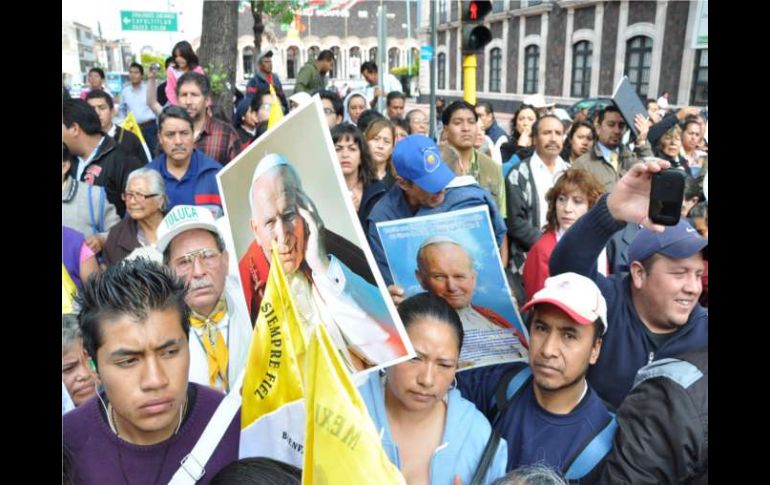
470, 365, 532, 485
469, 430, 501, 485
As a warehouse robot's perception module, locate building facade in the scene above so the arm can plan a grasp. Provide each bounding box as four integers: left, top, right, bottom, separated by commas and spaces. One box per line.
232, 0, 420, 90
417, 0, 708, 113
62, 20, 135, 85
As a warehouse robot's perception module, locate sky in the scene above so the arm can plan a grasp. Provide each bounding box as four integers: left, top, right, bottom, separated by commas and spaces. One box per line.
62, 0, 205, 54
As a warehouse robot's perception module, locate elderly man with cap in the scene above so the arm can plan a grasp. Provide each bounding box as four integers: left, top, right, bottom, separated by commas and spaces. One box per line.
365, 134, 456, 288
549, 159, 708, 410
458, 273, 615, 483
246, 49, 288, 114
156, 204, 253, 393
238, 153, 406, 372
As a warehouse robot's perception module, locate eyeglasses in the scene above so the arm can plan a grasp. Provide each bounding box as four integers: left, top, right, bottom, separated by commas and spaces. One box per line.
173, 248, 221, 275
122, 191, 159, 202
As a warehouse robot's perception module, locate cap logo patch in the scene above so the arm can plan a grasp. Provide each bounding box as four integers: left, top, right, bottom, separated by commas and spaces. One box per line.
423, 147, 440, 173
164, 206, 199, 228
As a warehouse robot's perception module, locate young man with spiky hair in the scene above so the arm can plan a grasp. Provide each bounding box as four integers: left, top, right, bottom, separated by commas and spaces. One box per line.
63, 259, 240, 484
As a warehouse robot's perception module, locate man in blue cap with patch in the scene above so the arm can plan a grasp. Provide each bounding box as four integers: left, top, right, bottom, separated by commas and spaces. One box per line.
549, 160, 707, 409
365, 135, 455, 294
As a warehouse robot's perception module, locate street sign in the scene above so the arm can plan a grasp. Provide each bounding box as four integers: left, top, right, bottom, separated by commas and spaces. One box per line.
120, 11, 178, 32
420, 45, 433, 61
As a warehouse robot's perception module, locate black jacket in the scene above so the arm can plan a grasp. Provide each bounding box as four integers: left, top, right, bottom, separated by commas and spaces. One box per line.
113, 126, 149, 164
358, 180, 387, 228
74, 136, 145, 218
601, 347, 708, 484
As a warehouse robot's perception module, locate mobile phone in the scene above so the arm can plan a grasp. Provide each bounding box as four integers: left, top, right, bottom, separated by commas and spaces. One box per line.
649, 169, 685, 225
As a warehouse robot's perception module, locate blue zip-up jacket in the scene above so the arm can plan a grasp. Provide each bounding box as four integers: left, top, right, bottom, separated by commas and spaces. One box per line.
365, 184, 418, 286
549, 195, 708, 409
359, 373, 508, 485
147, 149, 223, 218
485, 121, 508, 144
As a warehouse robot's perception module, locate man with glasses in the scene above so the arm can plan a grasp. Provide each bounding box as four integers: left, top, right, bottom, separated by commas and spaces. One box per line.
319, 90, 343, 129
157, 204, 252, 393
147, 105, 224, 218
405, 109, 429, 136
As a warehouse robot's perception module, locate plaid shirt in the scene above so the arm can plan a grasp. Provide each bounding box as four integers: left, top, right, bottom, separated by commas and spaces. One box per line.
196, 115, 241, 166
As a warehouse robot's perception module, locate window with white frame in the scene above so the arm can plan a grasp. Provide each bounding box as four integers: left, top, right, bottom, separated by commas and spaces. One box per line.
438, 53, 446, 89
524, 45, 539, 94
571, 41, 592, 98
308, 46, 320, 63
331, 46, 341, 79
489, 47, 502, 92
243, 47, 255, 79
286, 46, 299, 79
690, 49, 707, 106
624, 36, 653, 98
388, 47, 400, 71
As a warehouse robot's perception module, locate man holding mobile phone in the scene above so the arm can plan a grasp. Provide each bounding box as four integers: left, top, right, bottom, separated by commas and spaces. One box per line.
548, 160, 707, 410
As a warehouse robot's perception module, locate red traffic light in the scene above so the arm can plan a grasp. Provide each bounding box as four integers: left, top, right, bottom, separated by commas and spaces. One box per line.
463, 1, 492, 22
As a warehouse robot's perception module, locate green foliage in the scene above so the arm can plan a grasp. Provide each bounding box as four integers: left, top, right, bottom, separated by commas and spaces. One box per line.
391, 58, 420, 77
252, 0, 303, 25
141, 52, 168, 80
205, 63, 233, 97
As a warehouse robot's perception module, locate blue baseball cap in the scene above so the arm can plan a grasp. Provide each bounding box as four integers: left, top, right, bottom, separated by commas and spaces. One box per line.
628, 219, 708, 263
392, 135, 455, 194
234, 95, 253, 128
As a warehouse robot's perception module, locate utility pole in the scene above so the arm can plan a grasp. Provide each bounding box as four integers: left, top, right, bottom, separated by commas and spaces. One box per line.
377, 3, 387, 113
406, 0, 411, 71
429, 0, 436, 138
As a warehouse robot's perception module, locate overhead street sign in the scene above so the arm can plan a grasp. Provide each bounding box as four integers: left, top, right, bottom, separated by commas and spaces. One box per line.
121, 11, 178, 32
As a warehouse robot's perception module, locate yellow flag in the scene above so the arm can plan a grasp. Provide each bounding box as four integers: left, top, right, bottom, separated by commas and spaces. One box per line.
267, 84, 284, 130
121, 112, 147, 145
239, 244, 308, 466
303, 323, 406, 485
62, 263, 77, 314
121, 112, 152, 160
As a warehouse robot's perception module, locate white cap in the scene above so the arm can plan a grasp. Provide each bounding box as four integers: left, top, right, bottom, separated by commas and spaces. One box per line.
521, 272, 608, 334
155, 205, 221, 254
552, 108, 572, 122
523, 93, 555, 109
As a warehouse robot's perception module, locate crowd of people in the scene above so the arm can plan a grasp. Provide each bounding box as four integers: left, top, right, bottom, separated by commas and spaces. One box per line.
63, 39, 708, 484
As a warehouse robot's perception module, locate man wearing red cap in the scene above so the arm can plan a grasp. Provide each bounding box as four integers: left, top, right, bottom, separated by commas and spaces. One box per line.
458, 272, 614, 483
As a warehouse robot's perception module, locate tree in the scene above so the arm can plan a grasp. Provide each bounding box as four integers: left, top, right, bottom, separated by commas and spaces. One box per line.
250, 1, 301, 53
198, 0, 239, 123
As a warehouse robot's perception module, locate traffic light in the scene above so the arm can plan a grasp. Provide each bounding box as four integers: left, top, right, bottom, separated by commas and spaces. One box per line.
461, 1, 492, 53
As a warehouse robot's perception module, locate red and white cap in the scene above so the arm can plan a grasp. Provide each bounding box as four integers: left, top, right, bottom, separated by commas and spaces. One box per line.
521, 272, 608, 334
